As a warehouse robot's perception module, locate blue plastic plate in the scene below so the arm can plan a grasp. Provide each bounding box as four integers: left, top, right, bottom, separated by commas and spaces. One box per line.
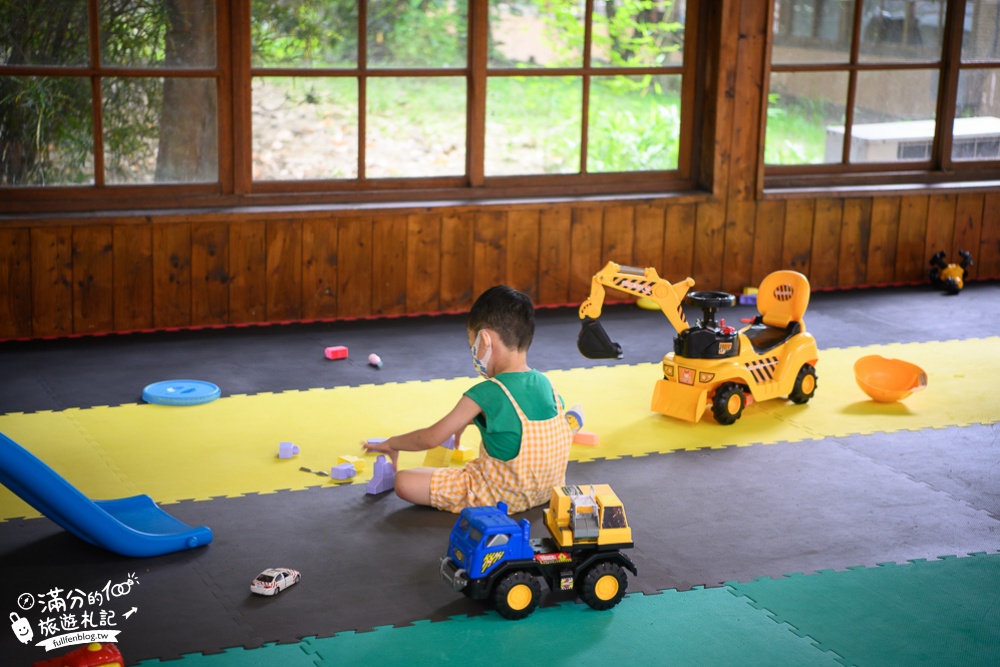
142, 380, 221, 406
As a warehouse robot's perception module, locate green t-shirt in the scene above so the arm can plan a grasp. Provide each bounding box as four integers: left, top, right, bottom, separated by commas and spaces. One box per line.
463, 370, 561, 462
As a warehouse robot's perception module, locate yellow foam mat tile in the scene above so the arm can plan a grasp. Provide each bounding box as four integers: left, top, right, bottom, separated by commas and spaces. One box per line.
1, 339, 997, 522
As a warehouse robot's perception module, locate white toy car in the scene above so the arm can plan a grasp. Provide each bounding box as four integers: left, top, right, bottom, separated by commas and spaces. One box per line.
250, 567, 301, 596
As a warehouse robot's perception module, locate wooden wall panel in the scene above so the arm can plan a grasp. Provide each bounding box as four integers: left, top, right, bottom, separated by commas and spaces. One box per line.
925, 194, 958, 260
506, 209, 540, 301
979, 193, 1000, 278
723, 200, 756, 293
473, 211, 507, 300
229, 221, 267, 323
302, 217, 339, 320
113, 224, 153, 331
838, 198, 872, 287
662, 204, 696, 281
372, 216, 408, 316
895, 196, 929, 282
440, 213, 474, 311
811, 198, 843, 289
0, 227, 31, 339
537, 208, 572, 306
191, 222, 230, 325
336, 216, 372, 318
953, 193, 984, 259
405, 214, 441, 313
72, 225, 114, 334
751, 200, 785, 287
152, 224, 192, 328
632, 203, 666, 273
30, 227, 73, 337
693, 201, 725, 289
601, 206, 635, 268
265, 220, 303, 321
866, 197, 900, 285
782, 199, 815, 275
569, 207, 604, 302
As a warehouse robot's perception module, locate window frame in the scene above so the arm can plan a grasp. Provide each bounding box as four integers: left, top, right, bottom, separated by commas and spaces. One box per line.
762, 0, 1000, 192
1, 0, 705, 214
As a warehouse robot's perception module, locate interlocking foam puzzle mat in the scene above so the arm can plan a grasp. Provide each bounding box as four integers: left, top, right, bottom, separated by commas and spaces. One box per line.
0, 338, 995, 520
2, 289, 999, 666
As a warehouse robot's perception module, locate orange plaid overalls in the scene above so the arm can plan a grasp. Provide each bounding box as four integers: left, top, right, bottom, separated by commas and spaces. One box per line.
429, 376, 573, 513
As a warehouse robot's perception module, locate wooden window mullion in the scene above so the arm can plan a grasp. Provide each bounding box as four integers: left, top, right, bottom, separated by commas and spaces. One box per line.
936, 0, 968, 169
468, 0, 487, 187
88, 0, 105, 187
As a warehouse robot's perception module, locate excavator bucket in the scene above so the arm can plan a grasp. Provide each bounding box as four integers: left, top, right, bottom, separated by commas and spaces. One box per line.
578, 318, 623, 359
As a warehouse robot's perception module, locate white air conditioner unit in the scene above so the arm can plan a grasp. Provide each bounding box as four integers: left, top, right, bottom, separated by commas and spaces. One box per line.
825, 116, 1000, 162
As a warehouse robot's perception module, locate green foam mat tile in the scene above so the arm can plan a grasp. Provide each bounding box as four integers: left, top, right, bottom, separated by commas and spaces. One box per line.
129, 588, 844, 667
729, 552, 1000, 667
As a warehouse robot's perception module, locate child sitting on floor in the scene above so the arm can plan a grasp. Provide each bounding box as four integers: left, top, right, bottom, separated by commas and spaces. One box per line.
362, 285, 573, 513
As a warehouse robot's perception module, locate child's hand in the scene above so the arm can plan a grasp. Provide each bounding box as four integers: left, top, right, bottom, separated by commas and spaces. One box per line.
361, 438, 398, 468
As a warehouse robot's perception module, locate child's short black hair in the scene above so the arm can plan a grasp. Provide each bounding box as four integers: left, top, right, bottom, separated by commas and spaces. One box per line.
467, 285, 535, 351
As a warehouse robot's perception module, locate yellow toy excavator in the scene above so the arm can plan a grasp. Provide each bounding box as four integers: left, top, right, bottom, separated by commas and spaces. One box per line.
579, 261, 819, 425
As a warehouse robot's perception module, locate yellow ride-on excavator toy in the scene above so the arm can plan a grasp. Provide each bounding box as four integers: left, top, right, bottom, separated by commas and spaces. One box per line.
578, 262, 819, 425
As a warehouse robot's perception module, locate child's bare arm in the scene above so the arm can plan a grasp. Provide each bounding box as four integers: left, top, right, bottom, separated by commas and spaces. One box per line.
362, 396, 481, 462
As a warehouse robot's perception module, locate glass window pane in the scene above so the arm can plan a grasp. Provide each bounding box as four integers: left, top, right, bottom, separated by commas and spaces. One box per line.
368, 0, 466, 68
253, 77, 359, 180
101, 0, 216, 68
103, 77, 218, 183
858, 0, 943, 63
953, 69, 1000, 160
251, 0, 358, 68
588, 75, 680, 172
772, 0, 855, 65
489, 0, 585, 68
841, 69, 938, 164
0, 77, 93, 186
0, 1, 90, 66
366, 77, 466, 178
486, 76, 581, 175
765, 71, 847, 165
962, 0, 1000, 61
592, 0, 685, 67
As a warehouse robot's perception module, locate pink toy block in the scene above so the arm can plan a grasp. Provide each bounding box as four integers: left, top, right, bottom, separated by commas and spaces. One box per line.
330, 462, 357, 480
573, 430, 600, 446
366, 455, 395, 495
278, 441, 300, 459
324, 346, 349, 360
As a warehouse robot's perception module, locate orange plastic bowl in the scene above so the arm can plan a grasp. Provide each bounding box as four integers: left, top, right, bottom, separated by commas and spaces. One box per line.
853, 355, 928, 403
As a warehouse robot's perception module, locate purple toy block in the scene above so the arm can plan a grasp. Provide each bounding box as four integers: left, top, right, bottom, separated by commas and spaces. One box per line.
330, 462, 357, 480
440, 435, 456, 449
366, 455, 395, 495
278, 441, 300, 459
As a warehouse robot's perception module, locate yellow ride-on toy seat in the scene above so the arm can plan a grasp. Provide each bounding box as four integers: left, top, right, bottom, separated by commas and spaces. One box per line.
743, 271, 811, 354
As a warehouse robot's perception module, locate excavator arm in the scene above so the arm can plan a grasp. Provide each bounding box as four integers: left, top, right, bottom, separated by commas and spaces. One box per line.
578, 261, 695, 359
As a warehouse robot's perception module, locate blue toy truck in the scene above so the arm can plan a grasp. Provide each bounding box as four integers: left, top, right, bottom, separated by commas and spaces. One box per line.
439, 484, 637, 619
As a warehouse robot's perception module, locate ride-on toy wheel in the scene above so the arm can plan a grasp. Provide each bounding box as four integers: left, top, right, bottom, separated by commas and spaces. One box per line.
579, 561, 628, 611
493, 570, 541, 620
789, 364, 818, 404
712, 383, 745, 425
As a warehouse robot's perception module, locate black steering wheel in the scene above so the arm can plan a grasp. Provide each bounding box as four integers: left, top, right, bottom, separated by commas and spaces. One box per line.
684, 291, 736, 328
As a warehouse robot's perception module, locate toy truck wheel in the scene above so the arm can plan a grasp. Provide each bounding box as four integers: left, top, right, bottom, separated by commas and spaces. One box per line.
789, 364, 817, 404
579, 561, 628, 610
493, 571, 541, 620
712, 383, 745, 425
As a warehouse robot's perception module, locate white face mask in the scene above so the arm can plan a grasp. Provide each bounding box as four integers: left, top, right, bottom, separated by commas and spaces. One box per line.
471, 330, 491, 379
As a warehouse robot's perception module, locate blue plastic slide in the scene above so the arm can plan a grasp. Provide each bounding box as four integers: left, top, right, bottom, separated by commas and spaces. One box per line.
0, 432, 212, 557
